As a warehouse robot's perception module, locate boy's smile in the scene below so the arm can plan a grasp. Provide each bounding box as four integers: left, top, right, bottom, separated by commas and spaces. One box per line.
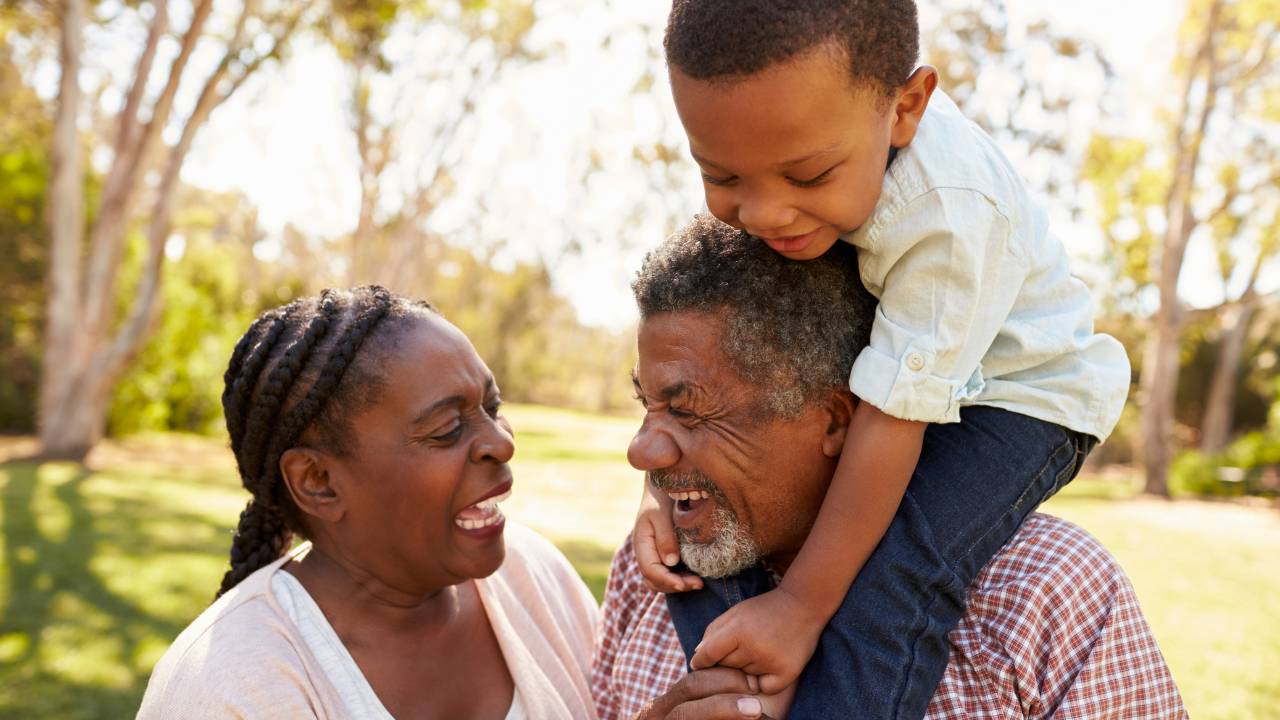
670, 44, 935, 260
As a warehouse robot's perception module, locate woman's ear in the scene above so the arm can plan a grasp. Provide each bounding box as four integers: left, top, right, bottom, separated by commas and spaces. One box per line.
280, 447, 345, 524
890, 65, 938, 148
821, 390, 858, 458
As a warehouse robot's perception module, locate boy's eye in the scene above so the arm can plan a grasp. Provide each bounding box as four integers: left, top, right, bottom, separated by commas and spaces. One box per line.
701, 172, 736, 187
788, 166, 836, 188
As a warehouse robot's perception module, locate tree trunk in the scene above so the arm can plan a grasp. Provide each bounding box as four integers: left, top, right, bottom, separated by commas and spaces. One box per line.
37, 1, 305, 460
39, 0, 88, 460
1139, 0, 1223, 496
1201, 297, 1258, 454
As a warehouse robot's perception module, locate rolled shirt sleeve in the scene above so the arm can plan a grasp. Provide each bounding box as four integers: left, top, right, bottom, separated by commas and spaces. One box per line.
849, 187, 1026, 424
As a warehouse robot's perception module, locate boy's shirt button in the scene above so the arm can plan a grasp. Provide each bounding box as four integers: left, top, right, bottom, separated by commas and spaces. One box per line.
906, 353, 926, 371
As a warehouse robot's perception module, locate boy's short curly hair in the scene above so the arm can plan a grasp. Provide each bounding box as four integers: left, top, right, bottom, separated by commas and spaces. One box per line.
664, 0, 919, 98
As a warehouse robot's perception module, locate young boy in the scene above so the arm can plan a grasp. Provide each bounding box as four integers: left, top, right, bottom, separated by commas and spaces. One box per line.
634, 1, 1131, 717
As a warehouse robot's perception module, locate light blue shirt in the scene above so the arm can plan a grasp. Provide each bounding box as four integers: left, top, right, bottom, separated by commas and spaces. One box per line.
842, 90, 1129, 441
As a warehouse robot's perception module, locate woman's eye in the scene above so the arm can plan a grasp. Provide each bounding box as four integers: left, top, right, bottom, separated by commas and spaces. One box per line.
701, 172, 735, 187
484, 400, 503, 418
429, 423, 464, 442
789, 166, 834, 188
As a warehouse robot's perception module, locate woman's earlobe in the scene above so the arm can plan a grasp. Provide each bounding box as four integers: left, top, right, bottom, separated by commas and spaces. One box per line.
280, 448, 343, 522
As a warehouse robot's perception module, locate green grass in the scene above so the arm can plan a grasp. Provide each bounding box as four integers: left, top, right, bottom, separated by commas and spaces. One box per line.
1, 405, 1277, 718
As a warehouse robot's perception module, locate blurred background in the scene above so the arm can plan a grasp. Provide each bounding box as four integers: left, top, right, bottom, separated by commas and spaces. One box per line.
0, 0, 1277, 717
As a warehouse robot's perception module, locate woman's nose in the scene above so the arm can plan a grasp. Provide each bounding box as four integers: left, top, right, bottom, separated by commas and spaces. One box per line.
627, 414, 680, 471
473, 415, 516, 464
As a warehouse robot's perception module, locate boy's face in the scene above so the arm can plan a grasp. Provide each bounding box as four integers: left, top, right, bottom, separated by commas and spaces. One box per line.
671, 46, 934, 260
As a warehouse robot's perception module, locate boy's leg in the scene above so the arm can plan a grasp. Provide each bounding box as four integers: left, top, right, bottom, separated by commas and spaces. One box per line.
788, 406, 1092, 719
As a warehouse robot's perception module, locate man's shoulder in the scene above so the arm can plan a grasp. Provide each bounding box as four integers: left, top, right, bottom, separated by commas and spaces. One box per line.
978, 512, 1122, 594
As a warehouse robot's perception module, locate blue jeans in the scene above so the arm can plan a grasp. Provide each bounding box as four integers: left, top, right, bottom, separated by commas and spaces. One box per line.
667, 406, 1096, 719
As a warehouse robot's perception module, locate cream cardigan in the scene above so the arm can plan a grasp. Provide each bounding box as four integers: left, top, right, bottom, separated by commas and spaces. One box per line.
138, 523, 599, 719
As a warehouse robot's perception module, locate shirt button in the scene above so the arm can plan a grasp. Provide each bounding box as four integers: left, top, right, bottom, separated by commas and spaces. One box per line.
906, 353, 926, 371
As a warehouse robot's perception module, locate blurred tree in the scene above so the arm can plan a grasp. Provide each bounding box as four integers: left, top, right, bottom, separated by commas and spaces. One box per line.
1084, 0, 1279, 494
39, 0, 307, 460
0, 31, 48, 432
322, 0, 536, 286
924, 0, 1115, 207
109, 185, 302, 435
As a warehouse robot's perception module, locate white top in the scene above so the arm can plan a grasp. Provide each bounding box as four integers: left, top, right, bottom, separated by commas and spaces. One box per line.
842, 90, 1129, 440
272, 571, 527, 720
138, 523, 598, 719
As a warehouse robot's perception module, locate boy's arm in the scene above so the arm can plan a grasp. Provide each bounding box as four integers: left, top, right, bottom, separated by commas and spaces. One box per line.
690, 401, 924, 692
636, 479, 704, 593
777, 402, 925, 617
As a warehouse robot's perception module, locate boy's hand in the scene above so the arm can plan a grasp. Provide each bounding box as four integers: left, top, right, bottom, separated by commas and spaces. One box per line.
636, 480, 703, 593
689, 587, 822, 695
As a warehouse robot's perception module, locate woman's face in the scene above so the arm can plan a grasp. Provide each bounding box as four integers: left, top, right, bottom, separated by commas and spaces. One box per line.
327, 313, 515, 594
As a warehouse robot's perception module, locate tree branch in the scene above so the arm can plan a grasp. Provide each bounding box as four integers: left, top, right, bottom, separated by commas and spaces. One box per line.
112, 0, 168, 163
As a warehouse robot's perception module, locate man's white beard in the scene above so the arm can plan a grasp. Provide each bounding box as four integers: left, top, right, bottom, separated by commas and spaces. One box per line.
676, 502, 761, 578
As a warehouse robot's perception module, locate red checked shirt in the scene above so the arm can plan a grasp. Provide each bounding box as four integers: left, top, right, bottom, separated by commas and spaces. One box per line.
592, 513, 1187, 719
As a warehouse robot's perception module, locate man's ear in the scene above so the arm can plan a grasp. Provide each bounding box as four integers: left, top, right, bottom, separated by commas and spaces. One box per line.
280, 447, 344, 524
889, 65, 938, 148
820, 390, 858, 458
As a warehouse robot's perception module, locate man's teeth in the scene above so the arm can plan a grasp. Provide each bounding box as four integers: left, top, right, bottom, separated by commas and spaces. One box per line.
666, 490, 711, 502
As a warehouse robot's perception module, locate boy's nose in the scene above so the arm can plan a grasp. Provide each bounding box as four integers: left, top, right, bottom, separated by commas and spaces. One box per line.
736, 194, 798, 236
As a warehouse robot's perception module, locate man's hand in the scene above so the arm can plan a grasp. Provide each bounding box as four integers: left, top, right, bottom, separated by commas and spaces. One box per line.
636, 480, 703, 593
636, 668, 774, 720
689, 587, 822, 695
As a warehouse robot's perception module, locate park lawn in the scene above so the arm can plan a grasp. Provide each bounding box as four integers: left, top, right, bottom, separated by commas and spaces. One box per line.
0, 403, 1276, 718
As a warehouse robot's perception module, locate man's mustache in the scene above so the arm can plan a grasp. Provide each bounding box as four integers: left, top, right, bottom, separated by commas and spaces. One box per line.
647, 468, 722, 499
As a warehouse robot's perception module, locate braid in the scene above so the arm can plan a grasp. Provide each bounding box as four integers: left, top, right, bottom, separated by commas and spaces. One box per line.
216, 499, 291, 597
257, 288, 393, 491
222, 309, 288, 455
214, 286, 411, 600
238, 300, 336, 497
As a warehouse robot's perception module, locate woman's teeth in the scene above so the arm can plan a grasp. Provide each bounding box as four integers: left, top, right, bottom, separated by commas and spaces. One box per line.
666, 490, 711, 502
455, 490, 512, 529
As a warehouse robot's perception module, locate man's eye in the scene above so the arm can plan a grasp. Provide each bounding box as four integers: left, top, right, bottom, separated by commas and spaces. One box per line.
701, 172, 736, 187
484, 399, 503, 418
668, 406, 694, 419
788, 166, 835, 188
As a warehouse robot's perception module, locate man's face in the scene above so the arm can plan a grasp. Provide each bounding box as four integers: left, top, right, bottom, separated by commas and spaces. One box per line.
669, 45, 896, 261
627, 310, 838, 576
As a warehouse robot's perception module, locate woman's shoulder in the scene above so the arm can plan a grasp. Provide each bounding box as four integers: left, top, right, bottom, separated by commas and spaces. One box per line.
138, 560, 329, 718
488, 522, 599, 624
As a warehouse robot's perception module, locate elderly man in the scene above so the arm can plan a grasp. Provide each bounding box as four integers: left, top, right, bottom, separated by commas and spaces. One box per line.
593, 216, 1185, 719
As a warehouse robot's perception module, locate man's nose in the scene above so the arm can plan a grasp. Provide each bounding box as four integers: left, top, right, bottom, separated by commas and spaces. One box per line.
736, 189, 798, 235
627, 414, 680, 471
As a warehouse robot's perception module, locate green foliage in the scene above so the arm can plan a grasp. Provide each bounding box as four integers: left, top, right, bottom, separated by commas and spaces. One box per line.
3, 421, 1280, 719
0, 43, 48, 433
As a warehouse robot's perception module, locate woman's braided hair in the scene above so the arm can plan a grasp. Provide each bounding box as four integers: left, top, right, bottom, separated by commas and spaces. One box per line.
215, 285, 436, 598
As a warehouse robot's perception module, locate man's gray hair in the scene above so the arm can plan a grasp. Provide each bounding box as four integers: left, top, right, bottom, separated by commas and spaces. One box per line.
632, 215, 876, 418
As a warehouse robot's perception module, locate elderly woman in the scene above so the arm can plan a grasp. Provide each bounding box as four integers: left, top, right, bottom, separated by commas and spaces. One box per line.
138, 287, 598, 719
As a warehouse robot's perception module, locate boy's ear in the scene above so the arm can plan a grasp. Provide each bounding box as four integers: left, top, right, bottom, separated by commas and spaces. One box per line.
820, 390, 858, 458
280, 447, 345, 524
890, 66, 938, 148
